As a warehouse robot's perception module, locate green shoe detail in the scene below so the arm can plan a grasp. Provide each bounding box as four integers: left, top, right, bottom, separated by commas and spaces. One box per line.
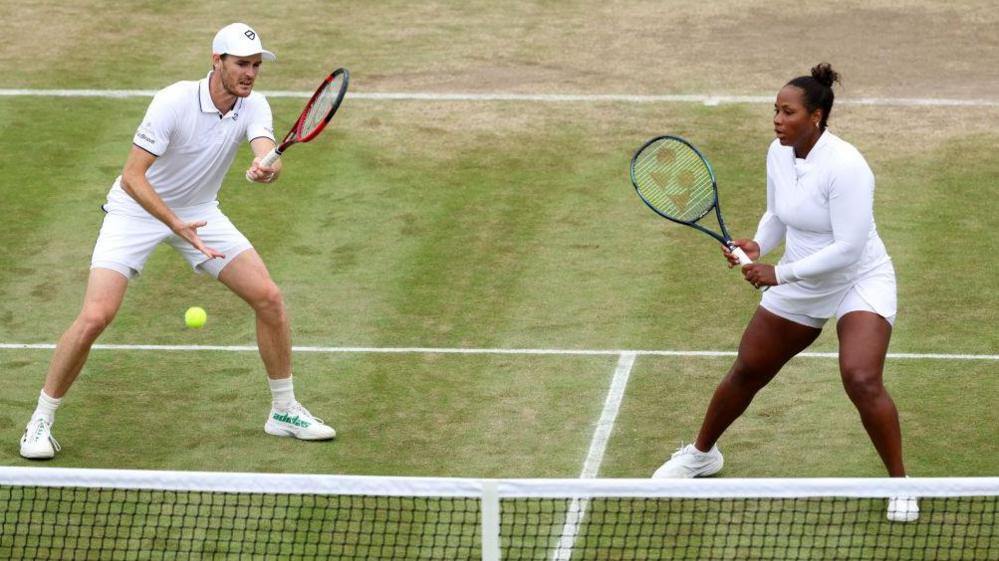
272, 411, 311, 428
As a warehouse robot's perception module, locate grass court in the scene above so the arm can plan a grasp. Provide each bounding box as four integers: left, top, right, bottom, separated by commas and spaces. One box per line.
0, 0, 996, 540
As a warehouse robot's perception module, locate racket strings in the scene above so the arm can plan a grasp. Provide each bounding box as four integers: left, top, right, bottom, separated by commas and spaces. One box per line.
300, 75, 344, 137
633, 140, 715, 222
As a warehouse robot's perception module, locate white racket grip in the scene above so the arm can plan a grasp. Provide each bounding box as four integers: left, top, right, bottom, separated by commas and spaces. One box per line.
244, 148, 281, 182
260, 148, 281, 167
730, 246, 769, 292
731, 246, 753, 265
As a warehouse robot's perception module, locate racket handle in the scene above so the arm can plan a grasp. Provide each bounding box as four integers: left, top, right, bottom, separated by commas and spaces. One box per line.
729, 246, 769, 292
244, 147, 282, 182
260, 148, 281, 167
730, 246, 753, 265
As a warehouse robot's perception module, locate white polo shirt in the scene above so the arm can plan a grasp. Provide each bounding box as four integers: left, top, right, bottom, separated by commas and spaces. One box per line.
754, 131, 893, 317
104, 72, 274, 216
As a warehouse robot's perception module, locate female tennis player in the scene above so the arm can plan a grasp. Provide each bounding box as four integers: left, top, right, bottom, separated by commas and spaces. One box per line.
653, 63, 918, 522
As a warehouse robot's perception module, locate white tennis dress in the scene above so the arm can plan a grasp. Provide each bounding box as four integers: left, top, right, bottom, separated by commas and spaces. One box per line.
754, 131, 896, 325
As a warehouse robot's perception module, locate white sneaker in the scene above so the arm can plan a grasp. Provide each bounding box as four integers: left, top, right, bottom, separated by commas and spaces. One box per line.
887, 496, 920, 522
20, 417, 61, 460
265, 402, 336, 441
652, 443, 723, 478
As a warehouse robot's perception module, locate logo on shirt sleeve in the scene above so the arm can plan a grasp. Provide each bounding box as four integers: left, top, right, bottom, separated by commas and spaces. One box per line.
136, 122, 157, 145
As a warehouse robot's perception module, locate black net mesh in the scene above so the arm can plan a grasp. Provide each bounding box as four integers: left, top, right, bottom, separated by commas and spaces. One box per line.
2, 480, 996, 560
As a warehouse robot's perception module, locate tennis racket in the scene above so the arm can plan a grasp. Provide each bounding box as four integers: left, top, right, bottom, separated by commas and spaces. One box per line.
630, 135, 764, 289
246, 67, 349, 181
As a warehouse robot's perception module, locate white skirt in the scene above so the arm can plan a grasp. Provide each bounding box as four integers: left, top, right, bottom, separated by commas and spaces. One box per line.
761, 259, 897, 328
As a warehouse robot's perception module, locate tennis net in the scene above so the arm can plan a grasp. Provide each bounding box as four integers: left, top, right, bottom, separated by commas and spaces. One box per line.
1, 467, 996, 560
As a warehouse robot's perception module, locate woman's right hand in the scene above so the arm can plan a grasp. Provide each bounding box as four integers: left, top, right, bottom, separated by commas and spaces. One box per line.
721, 239, 760, 268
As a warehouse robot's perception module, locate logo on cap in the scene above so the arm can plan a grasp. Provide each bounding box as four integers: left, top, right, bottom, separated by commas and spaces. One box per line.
244, 29, 256, 40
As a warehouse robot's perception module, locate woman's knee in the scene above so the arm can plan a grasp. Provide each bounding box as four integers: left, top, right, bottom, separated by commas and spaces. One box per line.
842, 367, 887, 405
727, 360, 778, 393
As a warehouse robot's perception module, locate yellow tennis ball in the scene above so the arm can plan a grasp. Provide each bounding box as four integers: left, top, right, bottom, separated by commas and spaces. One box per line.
185, 306, 207, 329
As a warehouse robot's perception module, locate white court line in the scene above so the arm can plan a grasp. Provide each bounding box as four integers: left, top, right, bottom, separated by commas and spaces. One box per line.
0, 343, 996, 361
1, 89, 998, 107
579, 352, 638, 479
550, 352, 637, 561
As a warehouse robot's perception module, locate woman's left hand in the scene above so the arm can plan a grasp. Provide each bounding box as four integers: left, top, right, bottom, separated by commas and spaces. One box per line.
741, 263, 778, 289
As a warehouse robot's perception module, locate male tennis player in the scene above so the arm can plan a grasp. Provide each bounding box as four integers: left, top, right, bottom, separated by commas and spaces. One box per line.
652, 63, 918, 522
19, 23, 335, 460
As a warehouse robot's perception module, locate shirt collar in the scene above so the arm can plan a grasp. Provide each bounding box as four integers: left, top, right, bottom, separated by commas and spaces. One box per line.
200, 71, 241, 120
804, 130, 832, 162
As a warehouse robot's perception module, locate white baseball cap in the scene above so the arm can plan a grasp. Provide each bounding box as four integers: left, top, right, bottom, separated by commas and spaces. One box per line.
212, 23, 276, 61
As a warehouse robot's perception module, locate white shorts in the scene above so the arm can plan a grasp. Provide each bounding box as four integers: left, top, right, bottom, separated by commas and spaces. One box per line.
761, 261, 897, 329
91, 205, 253, 280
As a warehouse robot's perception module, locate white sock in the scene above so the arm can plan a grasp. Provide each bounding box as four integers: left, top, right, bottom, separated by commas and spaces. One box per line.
268, 376, 296, 410
33, 390, 62, 425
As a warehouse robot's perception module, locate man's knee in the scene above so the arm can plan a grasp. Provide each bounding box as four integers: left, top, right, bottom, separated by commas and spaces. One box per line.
75, 307, 116, 340
252, 282, 285, 315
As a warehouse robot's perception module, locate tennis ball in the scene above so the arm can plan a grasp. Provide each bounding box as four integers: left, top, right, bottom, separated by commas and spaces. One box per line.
185, 306, 207, 329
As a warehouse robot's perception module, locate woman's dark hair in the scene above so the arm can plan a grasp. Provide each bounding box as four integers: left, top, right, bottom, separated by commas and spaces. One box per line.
786, 63, 841, 130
